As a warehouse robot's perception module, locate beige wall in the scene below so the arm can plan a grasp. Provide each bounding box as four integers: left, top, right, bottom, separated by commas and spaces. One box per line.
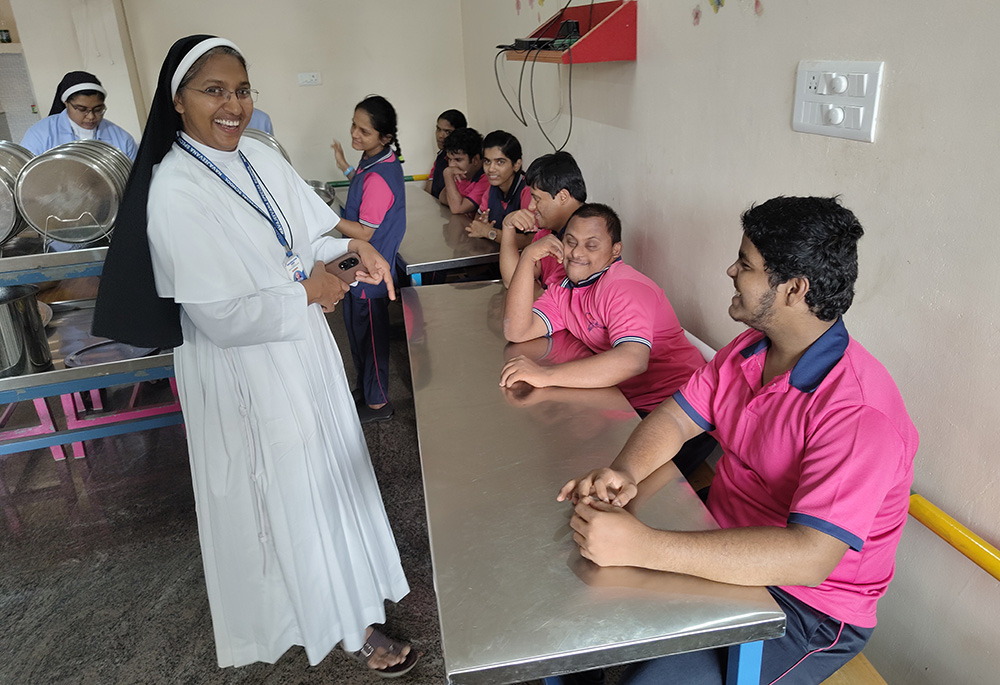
121, 0, 468, 180
460, 1, 1000, 682
10, 0, 142, 138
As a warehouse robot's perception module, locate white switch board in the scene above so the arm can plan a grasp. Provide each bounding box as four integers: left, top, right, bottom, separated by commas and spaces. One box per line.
297, 72, 321, 86
792, 60, 883, 143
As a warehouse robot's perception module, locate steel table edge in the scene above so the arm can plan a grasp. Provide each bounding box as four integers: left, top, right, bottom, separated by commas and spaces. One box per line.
0, 353, 175, 402
444, 615, 786, 684
403, 252, 501, 276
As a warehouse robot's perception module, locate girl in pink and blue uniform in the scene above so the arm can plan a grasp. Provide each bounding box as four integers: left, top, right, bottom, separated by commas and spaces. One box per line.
466, 130, 532, 246
333, 96, 406, 423
424, 108, 466, 199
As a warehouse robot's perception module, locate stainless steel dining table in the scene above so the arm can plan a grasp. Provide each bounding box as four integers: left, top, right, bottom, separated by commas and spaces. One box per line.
397, 183, 499, 284
402, 281, 785, 684
331, 182, 498, 284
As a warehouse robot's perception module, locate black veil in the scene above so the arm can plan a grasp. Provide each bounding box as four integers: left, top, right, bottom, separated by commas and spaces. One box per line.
92, 35, 219, 347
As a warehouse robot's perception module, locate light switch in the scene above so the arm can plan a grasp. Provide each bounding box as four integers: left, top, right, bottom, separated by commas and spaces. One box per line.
844, 106, 864, 130
792, 60, 884, 142
848, 73, 868, 97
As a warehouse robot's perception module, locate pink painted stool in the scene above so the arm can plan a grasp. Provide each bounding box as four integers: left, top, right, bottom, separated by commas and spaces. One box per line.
60, 341, 182, 459
0, 398, 65, 460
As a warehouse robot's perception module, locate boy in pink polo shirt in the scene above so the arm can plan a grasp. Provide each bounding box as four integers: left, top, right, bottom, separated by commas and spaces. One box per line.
559, 197, 918, 685
502, 203, 706, 416
499, 151, 587, 291
439, 127, 489, 215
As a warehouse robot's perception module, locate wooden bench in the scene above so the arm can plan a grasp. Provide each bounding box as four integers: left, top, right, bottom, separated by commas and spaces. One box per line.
820, 653, 887, 684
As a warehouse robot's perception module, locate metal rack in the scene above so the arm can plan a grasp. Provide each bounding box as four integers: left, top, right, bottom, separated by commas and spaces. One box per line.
0, 244, 181, 457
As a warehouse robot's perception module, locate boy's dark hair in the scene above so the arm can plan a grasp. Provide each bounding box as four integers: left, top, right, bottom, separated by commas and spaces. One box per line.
524, 151, 586, 202
741, 196, 864, 321
442, 127, 483, 159
438, 109, 467, 129
571, 203, 621, 244
482, 130, 523, 163
356, 94, 403, 161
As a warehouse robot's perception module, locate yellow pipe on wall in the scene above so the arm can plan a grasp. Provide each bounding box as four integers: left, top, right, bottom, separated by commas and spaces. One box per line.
909, 493, 1000, 583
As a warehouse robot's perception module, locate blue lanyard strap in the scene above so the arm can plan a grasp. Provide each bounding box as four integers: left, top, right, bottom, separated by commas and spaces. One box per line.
175, 134, 292, 254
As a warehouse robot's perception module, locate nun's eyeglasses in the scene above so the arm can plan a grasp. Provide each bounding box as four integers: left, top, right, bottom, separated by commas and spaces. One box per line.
184, 86, 259, 103
70, 104, 107, 116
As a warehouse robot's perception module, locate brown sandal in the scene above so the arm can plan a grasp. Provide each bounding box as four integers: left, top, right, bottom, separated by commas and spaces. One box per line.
356, 626, 421, 678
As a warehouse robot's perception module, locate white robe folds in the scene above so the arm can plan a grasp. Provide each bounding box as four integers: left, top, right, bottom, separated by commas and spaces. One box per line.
146, 134, 409, 668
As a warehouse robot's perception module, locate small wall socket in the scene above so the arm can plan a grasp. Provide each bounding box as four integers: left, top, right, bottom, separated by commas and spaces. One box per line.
297, 72, 321, 87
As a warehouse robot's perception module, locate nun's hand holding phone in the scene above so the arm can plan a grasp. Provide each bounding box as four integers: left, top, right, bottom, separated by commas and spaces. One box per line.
348, 240, 396, 301
303, 262, 351, 312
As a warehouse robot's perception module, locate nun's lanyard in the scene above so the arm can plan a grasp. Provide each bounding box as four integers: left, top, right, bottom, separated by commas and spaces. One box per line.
176, 135, 307, 281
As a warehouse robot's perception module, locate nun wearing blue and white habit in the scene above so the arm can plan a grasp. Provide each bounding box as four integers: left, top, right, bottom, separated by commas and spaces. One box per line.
20, 71, 138, 160
91, 36, 419, 677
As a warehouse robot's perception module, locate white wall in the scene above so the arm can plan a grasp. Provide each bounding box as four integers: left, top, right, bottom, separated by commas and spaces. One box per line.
121, 0, 468, 181
460, 1, 1000, 682
11, 0, 142, 140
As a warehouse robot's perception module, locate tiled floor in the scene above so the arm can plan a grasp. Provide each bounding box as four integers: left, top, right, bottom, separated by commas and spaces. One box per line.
0, 302, 454, 685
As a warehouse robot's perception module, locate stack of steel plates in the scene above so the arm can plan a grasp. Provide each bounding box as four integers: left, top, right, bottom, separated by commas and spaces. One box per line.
0, 141, 34, 246
14, 139, 132, 245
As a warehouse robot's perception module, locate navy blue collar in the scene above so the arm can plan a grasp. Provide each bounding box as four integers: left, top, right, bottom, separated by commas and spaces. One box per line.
496, 171, 525, 204
468, 165, 485, 183
559, 257, 622, 290
739, 318, 850, 392
359, 147, 393, 172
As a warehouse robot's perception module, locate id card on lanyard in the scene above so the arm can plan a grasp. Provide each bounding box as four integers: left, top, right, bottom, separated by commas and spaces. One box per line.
176, 134, 307, 282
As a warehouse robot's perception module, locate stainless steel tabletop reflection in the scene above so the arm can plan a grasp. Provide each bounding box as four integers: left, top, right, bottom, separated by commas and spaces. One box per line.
398, 184, 498, 275
402, 282, 784, 684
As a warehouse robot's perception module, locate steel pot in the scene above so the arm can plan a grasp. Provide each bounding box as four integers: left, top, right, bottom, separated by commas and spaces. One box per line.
0, 284, 53, 378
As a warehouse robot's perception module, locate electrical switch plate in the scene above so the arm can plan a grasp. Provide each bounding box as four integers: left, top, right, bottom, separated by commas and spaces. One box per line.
792, 60, 883, 142
297, 72, 321, 86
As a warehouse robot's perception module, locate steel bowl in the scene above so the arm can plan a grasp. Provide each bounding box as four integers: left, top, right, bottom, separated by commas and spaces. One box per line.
306, 180, 335, 206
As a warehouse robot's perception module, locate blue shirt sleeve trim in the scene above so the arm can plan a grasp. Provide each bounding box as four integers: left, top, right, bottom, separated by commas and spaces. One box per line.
532, 308, 553, 336
613, 336, 652, 349
672, 390, 714, 432
788, 512, 864, 552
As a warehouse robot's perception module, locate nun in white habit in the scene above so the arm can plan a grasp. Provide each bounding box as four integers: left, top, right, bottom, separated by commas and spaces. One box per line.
93, 35, 418, 676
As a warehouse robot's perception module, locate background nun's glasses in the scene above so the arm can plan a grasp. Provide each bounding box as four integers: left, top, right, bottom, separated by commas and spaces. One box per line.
69, 103, 107, 117
183, 87, 259, 103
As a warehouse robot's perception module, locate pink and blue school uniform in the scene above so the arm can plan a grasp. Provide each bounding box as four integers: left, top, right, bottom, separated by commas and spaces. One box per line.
428, 149, 447, 198
477, 170, 532, 226
454, 166, 489, 210
675, 319, 918, 628
341, 147, 405, 406
531, 259, 706, 413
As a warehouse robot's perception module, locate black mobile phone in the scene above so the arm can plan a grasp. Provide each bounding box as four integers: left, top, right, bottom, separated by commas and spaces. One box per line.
326, 251, 364, 284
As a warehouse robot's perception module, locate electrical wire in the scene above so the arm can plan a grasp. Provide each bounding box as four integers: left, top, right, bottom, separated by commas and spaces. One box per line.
493, 0, 577, 150
494, 48, 527, 126
530, 41, 573, 152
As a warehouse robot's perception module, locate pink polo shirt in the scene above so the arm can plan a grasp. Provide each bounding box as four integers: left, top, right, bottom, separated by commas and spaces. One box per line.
675, 320, 918, 628
455, 167, 490, 209
531, 228, 567, 288
531, 260, 706, 413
